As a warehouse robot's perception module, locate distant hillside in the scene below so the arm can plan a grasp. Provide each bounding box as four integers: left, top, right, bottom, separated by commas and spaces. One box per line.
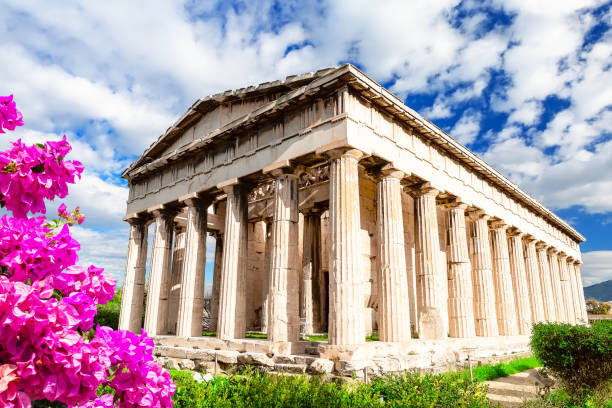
583, 280, 612, 302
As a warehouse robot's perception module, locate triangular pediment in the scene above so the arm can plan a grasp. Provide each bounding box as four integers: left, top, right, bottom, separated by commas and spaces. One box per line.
127, 68, 339, 173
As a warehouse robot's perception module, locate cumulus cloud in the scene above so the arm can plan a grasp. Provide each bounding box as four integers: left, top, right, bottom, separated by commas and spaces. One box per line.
71, 226, 129, 282
450, 111, 482, 145
581, 251, 612, 287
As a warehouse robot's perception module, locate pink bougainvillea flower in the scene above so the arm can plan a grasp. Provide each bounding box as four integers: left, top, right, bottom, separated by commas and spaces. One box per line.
0, 95, 24, 134
0, 94, 175, 408
0, 135, 83, 218
57, 203, 68, 218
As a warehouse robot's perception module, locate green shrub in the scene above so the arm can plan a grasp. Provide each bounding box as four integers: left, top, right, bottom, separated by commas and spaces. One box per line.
93, 289, 122, 330
170, 369, 494, 407
522, 384, 612, 408
531, 321, 612, 398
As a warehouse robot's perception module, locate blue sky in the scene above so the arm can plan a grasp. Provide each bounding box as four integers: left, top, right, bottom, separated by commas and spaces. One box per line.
1, 0, 611, 287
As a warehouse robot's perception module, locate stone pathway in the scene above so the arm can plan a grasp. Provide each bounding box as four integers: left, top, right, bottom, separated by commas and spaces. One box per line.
485, 368, 540, 407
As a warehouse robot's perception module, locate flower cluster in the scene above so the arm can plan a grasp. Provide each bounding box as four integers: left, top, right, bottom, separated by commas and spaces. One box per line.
96, 328, 176, 408
0, 364, 30, 408
0, 94, 175, 407
57, 203, 86, 226
0, 95, 23, 133
0, 278, 113, 406
0, 136, 83, 218
0, 215, 79, 284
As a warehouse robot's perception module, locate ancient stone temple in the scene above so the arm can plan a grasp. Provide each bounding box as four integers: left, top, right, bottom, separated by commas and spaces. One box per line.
118, 64, 587, 374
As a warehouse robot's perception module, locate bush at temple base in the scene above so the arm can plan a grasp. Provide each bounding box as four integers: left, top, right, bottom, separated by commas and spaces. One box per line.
0, 94, 175, 407
171, 370, 493, 408
531, 320, 612, 400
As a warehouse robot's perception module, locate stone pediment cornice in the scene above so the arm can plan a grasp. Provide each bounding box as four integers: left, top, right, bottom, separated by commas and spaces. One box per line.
123, 64, 585, 243
123, 67, 340, 177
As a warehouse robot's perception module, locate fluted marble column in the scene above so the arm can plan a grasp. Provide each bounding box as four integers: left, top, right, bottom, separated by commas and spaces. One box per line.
446, 202, 475, 338
548, 247, 566, 322
267, 168, 300, 343
558, 253, 576, 324
411, 184, 447, 339
567, 258, 582, 324
523, 237, 545, 323
468, 211, 498, 337
119, 216, 149, 333
144, 208, 177, 336
209, 232, 223, 332
301, 210, 321, 336
490, 221, 518, 336
376, 167, 411, 342
536, 243, 556, 322
217, 182, 248, 340
328, 149, 365, 345
176, 197, 209, 337
548, 249, 566, 322
507, 229, 532, 335
573, 261, 588, 323
167, 226, 185, 334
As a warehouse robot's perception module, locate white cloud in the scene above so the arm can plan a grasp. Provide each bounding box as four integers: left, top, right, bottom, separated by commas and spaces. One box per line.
482, 136, 549, 183
420, 100, 453, 119
581, 251, 612, 287
507, 100, 543, 126
70, 226, 129, 282
450, 111, 482, 145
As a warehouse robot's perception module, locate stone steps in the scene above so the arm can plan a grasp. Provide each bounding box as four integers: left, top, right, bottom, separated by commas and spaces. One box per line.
485, 368, 541, 408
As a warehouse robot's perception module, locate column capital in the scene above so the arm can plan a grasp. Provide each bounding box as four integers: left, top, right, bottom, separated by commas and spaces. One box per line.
558, 252, 568, 260
217, 178, 249, 195
302, 206, 323, 216
466, 207, 490, 222
488, 218, 508, 230
123, 212, 150, 225
179, 192, 213, 208
547, 247, 559, 255
262, 160, 305, 177
566, 256, 575, 263
536, 241, 550, 250
439, 194, 467, 210
147, 204, 180, 219
368, 163, 406, 182
405, 181, 439, 198
524, 234, 537, 243
574, 259, 583, 265
321, 147, 365, 161
506, 227, 524, 238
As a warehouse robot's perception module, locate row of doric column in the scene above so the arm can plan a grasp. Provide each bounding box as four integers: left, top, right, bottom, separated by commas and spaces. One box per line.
119, 147, 588, 345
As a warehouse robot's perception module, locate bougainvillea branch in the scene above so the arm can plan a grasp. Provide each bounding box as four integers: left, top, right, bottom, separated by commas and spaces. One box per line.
0, 94, 175, 407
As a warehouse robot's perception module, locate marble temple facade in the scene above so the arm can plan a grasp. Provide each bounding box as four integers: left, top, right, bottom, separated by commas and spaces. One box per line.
118, 64, 587, 374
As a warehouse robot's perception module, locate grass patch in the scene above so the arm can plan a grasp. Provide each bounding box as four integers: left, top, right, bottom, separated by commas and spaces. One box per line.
201, 331, 268, 339
305, 332, 380, 342
365, 332, 379, 342
470, 356, 540, 382
305, 333, 328, 342
245, 332, 267, 339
